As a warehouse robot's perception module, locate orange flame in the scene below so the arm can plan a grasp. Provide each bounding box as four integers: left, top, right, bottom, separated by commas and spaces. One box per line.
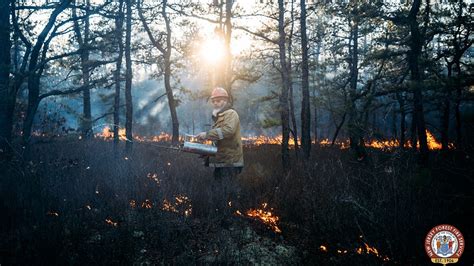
95, 126, 127, 141
141, 199, 153, 209
94, 126, 452, 152
426, 130, 442, 150
246, 203, 281, 233
320, 242, 390, 261
364, 242, 379, 257
147, 173, 160, 186
162, 195, 192, 217
105, 218, 118, 227
162, 199, 178, 213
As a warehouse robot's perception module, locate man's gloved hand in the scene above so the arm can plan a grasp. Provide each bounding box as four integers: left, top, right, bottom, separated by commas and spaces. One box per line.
196, 132, 207, 140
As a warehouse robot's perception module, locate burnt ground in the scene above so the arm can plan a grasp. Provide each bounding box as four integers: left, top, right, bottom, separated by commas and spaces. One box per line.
0, 139, 473, 265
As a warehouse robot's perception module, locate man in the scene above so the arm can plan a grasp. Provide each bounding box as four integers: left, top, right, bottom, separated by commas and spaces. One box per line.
197, 87, 244, 218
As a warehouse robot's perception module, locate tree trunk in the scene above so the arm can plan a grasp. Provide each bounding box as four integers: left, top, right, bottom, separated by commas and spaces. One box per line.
347, 18, 366, 159
332, 112, 346, 146
73, 0, 92, 138
137, 0, 179, 144
300, 0, 311, 159
23, 76, 41, 145
125, 0, 133, 152
410, 112, 418, 152
81, 6, 92, 138
278, 0, 290, 171
289, 85, 298, 152
223, 0, 233, 101
162, 0, 179, 145
454, 61, 462, 147
396, 93, 406, 149
312, 34, 322, 143
441, 63, 452, 151
314, 107, 318, 143
287, 0, 298, 154
407, 0, 429, 158
392, 109, 397, 140
452, 0, 471, 148
0, 0, 11, 157
114, 0, 124, 145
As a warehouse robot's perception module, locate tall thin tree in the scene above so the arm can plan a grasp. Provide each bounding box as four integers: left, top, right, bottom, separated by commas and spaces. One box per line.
137, 0, 179, 144
0, 0, 11, 157
288, 0, 299, 154
124, 0, 133, 152
300, 0, 311, 159
278, 0, 291, 170
114, 0, 124, 144
223, 0, 233, 97
407, 0, 429, 158
72, 0, 93, 138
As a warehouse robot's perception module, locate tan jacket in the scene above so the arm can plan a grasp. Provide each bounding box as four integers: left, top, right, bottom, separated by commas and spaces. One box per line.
206, 108, 244, 168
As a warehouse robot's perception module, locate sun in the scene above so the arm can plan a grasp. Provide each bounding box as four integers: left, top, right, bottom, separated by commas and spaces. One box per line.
198, 34, 252, 65
199, 38, 226, 65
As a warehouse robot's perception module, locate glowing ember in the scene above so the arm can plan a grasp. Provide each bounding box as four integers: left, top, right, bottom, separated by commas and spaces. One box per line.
321, 242, 390, 261
147, 173, 160, 186
47, 211, 59, 217
141, 199, 153, 209
246, 203, 281, 233
364, 242, 379, 256
162, 195, 192, 217
162, 199, 178, 213
129, 200, 137, 209
105, 218, 118, 227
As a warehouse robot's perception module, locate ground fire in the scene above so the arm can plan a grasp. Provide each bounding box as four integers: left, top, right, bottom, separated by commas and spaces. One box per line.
243, 203, 282, 233
319, 239, 391, 262
95, 126, 450, 151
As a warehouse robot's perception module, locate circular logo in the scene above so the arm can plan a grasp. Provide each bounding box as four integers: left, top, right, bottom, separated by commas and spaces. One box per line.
425, 224, 465, 264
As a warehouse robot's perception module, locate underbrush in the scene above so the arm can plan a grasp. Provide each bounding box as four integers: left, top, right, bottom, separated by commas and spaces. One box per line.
0, 140, 472, 265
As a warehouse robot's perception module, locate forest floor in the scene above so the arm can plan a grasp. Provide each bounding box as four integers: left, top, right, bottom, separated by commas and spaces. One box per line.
0, 139, 473, 265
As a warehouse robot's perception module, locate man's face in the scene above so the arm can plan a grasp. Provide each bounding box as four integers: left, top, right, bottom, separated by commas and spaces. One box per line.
211, 97, 227, 110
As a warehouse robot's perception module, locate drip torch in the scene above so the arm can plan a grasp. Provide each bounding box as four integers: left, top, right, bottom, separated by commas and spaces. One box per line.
139, 134, 217, 156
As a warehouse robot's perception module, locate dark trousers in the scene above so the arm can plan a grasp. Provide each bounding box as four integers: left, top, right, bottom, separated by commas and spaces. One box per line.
211, 167, 242, 217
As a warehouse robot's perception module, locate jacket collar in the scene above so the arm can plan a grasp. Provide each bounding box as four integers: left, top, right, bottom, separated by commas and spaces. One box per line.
212, 103, 233, 120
